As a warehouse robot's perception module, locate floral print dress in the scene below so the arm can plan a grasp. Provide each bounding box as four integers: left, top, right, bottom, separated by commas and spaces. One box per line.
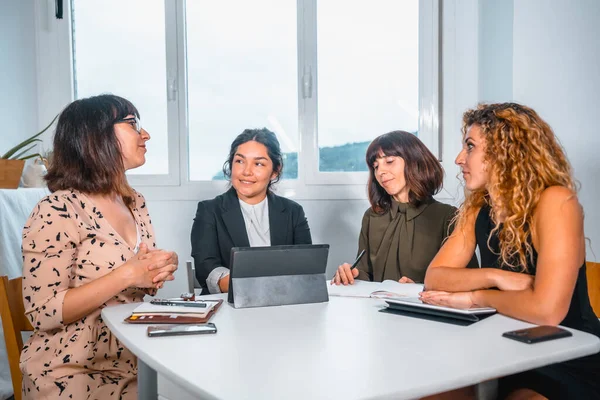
20, 190, 156, 399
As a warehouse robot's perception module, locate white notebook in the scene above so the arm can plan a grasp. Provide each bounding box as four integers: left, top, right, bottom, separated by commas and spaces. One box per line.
327, 280, 424, 299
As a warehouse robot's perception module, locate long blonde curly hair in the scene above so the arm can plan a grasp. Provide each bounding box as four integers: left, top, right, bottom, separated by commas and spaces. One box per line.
456, 103, 576, 271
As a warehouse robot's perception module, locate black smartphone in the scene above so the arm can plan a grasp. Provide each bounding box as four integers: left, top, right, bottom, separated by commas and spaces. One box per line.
502, 325, 572, 344
147, 323, 217, 338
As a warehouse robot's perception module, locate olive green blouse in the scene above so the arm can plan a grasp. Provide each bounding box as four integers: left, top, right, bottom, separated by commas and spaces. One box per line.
355, 198, 478, 283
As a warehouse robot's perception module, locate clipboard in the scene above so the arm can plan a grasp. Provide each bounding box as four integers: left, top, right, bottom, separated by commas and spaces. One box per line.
123, 299, 224, 324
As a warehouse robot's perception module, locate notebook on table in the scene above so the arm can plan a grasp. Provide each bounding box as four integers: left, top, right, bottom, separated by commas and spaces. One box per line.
383, 297, 496, 323
328, 280, 424, 299
123, 299, 223, 324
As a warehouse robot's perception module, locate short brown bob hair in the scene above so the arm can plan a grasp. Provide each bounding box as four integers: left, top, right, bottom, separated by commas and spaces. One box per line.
45, 94, 139, 206
366, 130, 443, 213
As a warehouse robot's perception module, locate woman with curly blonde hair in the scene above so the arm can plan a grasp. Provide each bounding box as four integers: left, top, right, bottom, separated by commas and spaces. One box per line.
422, 103, 600, 399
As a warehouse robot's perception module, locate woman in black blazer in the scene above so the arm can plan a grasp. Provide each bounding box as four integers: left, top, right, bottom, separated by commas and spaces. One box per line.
191, 128, 312, 293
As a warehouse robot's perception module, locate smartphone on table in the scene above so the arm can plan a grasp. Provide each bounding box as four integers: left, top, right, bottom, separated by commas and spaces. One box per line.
502, 325, 572, 344
147, 323, 217, 337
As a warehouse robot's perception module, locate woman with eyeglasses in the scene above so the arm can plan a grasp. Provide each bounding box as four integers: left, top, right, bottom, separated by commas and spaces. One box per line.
191, 128, 312, 294
20, 94, 178, 399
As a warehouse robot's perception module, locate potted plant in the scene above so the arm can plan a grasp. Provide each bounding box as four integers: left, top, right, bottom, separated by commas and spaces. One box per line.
0, 115, 58, 189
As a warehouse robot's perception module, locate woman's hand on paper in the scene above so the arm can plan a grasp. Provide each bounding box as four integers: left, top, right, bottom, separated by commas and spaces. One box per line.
419, 290, 476, 310
331, 263, 360, 285
119, 243, 178, 289
398, 276, 415, 284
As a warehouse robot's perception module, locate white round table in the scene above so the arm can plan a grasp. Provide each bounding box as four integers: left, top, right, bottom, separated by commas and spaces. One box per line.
102, 294, 600, 400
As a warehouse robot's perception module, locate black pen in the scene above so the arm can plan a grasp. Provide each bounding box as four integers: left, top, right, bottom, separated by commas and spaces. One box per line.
150, 300, 207, 308
331, 249, 366, 284
350, 249, 366, 270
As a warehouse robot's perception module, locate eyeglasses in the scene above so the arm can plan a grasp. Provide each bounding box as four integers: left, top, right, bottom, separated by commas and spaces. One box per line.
116, 116, 142, 134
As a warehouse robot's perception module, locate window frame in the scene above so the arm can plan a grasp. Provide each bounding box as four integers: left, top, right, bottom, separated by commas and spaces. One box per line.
301, 0, 440, 186
33, 0, 442, 201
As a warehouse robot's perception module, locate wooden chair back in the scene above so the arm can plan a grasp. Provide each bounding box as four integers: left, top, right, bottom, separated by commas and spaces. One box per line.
586, 261, 600, 317
0, 276, 33, 400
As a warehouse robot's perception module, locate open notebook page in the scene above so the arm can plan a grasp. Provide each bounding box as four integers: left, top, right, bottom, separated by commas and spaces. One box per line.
327, 280, 423, 298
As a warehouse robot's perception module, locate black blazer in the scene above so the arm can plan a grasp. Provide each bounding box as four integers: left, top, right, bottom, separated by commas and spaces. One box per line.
191, 187, 312, 290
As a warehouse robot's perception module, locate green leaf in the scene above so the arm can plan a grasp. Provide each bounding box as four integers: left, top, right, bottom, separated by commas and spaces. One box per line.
1, 114, 58, 159
2, 139, 43, 159
19, 153, 43, 161
11, 144, 38, 160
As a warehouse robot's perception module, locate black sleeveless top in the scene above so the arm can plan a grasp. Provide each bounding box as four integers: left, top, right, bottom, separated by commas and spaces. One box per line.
475, 205, 600, 336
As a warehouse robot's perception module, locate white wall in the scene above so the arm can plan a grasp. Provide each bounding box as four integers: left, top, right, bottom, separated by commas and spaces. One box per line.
512, 0, 600, 260
0, 0, 39, 154
0, 4, 39, 395
478, 0, 513, 102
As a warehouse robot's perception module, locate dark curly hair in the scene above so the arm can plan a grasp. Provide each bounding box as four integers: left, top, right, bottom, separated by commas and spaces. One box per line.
456, 102, 576, 271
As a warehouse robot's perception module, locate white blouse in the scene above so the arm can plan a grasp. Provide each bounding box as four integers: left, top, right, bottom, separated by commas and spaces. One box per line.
206, 196, 271, 293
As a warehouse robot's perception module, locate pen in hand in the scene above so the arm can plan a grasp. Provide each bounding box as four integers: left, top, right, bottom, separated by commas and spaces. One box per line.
350, 249, 366, 270
331, 249, 366, 285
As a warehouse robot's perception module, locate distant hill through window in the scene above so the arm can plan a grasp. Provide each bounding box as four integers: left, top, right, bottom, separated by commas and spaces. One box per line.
212, 140, 371, 180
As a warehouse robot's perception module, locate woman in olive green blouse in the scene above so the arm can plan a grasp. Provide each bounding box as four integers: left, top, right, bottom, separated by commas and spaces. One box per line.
332, 131, 478, 285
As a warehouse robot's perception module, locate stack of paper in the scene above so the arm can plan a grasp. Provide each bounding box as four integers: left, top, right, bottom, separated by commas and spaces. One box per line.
124, 299, 223, 324
327, 280, 424, 299
132, 300, 220, 317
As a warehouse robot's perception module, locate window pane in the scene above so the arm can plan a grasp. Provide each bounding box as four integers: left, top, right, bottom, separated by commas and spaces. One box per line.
186, 0, 298, 181
72, 0, 169, 175
317, 0, 419, 172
